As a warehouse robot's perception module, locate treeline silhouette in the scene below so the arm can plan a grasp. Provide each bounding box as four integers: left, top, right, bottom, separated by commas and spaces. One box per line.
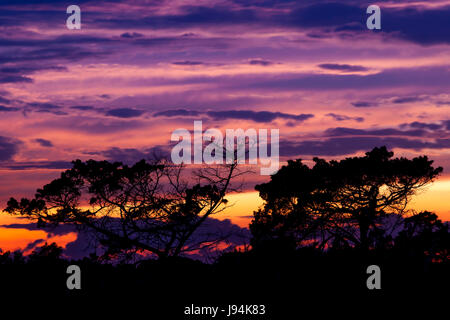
0, 147, 448, 308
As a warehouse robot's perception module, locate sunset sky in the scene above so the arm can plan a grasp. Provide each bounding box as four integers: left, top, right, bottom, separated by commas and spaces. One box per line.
0, 0, 449, 254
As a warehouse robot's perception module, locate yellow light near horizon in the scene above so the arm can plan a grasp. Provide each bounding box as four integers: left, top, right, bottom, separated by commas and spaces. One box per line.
215, 191, 264, 228
410, 179, 450, 221
220, 180, 450, 226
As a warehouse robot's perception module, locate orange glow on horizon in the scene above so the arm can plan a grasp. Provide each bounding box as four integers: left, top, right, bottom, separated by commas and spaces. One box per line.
0, 178, 448, 254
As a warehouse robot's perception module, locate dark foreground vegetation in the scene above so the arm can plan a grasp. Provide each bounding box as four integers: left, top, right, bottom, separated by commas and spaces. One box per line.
0, 147, 448, 315
0, 239, 448, 315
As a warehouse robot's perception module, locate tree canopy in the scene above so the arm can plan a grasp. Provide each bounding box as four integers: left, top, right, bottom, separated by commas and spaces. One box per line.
250, 147, 443, 252
6, 159, 241, 260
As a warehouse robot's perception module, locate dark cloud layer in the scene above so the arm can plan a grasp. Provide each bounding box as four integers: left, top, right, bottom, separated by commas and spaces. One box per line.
206, 110, 314, 122
324, 127, 427, 138
0, 74, 32, 84
0, 97, 11, 104
154, 108, 314, 123
248, 59, 274, 66
242, 67, 450, 91
70, 105, 96, 111
319, 63, 368, 72
405, 121, 443, 131
0, 1, 448, 46
154, 109, 201, 117
172, 61, 204, 66
392, 96, 425, 104
351, 101, 378, 108
281, 137, 450, 157
325, 113, 364, 122
0, 161, 72, 170
34, 138, 53, 147
0, 105, 19, 112
97, 146, 170, 164
105, 108, 145, 118
282, 119, 450, 157
0, 136, 20, 161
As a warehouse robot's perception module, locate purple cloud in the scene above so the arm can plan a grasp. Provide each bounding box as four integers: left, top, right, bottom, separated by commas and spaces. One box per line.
0, 136, 20, 161
326, 113, 364, 122
34, 138, 53, 147
319, 63, 368, 72
106, 108, 145, 118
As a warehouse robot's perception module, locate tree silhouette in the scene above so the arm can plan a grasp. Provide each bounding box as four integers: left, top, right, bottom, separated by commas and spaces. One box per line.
250, 147, 443, 252
395, 211, 449, 262
6, 159, 241, 260
28, 242, 64, 263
